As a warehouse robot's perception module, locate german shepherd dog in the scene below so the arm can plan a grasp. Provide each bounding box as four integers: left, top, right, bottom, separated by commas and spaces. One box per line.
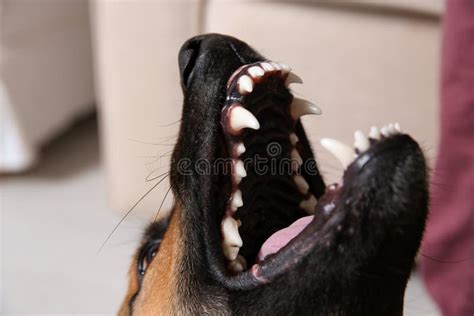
119, 34, 429, 315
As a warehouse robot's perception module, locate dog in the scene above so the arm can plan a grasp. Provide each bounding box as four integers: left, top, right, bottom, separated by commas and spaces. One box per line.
119, 34, 429, 315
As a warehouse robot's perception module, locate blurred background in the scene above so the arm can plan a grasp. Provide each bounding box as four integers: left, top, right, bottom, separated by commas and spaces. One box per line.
1, 0, 446, 314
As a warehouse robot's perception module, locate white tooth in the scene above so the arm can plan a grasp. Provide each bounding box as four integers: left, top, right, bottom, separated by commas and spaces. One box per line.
290, 97, 322, 119
271, 62, 282, 71
261, 62, 274, 72
238, 75, 254, 94
294, 175, 309, 194
234, 160, 247, 184
369, 126, 380, 140
280, 63, 291, 74
289, 133, 299, 146
291, 149, 303, 172
320, 138, 356, 169
221, 216, 243, 260
228, 255, 247, 273
229, 105, 260, 131
299, 194, 317, 214
354, 130, 370, 152
388, 123, 397, 135
236, 142, 246, 155
381, 126, 389, 137
231, 189, 243, 211
248, 66, 264, 78
394, 122, 402, 133
285, 72, 303, 86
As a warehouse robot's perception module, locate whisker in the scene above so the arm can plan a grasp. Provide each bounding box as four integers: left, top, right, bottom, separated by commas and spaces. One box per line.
154, 186, 173, 222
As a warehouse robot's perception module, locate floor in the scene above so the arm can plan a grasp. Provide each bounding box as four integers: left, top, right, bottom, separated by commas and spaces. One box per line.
0, 116, 440, 315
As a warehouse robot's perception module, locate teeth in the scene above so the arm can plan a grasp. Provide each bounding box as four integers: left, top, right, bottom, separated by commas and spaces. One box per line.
238, 75, 254, 94
369, 126, 380, 140
388, 123, 398, 135
234, 160, 247, 184
229, 105, 260, 132
236, 142, 246, 155
289, 133, 299, 146
320, 138, 356, 169
248, 66, 265, 78
261, 62, 275, 72
231, 189, 243, 211
228, 255, 247, 273
291, 149, 303, 172
271, 62, 282, 71
354, 130, 370, 152
380, 126, 389, 137
299, 194, 317, 214
394, 122, 402, 132
221, 216, 243, 261
290, 97, 322, 119
294, 175, 309, 194
280, 63, 291, 74
285, 72, 303, 86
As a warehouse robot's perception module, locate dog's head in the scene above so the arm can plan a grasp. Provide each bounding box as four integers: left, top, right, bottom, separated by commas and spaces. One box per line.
119, 34, 428, 315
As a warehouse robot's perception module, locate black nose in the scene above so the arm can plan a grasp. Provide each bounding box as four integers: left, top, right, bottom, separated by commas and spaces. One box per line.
178, 36, 203, 90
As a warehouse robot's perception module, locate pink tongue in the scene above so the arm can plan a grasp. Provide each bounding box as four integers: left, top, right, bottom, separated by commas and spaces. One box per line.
257, 215, 314, 261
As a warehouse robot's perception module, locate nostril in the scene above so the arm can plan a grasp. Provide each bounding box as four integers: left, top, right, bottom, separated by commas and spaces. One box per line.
179, 39, 202, 89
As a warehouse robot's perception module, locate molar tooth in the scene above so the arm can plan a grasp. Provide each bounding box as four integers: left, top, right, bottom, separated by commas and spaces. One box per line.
228, 255, 247, 273
388, 123, 398, 135
234, 160, 247, 184
290, 97, 322, 119
294, 175, 309, 194
291, 149, 303, 172
299, 194, 317, 214
231, 189, 243, 211
369, 126, 380, 140
236, 142, 246, 155
222, 216, 243, 260
354, 130, 370, 152
320, 138, 356, 169
380, 126, 389, 137
238, 75, 254, 94
261, 62, 275, 72
248, 66, 264, 78
285, 72, 303, 86
229, 105, 260, 132
289, 133, 299, 146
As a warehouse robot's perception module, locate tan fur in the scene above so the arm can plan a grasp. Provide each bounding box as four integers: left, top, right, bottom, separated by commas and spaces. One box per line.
119, 204, 183, 315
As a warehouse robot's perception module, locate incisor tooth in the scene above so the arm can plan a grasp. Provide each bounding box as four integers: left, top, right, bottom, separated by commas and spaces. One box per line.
280, 63, 291, 74
369, 126, 380, 140
289, 133, 299, 146
394, 122, 402, 133
381, 126, 389, 137
285, 72, 303, 86
320, 138, 356, 169
354, 130, 370, 152
299, 194, 317, 214
261, 62, 274, 72
271, 62, 282, 71
238, 75, 254, 94
229, 105, 260, 132
290, 97, 322, 119
231, 190, 243, 211
248, 66, 264, 78
294, 175, 309, 194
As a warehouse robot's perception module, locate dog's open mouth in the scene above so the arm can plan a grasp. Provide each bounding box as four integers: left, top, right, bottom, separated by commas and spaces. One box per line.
217, 61, 403, 279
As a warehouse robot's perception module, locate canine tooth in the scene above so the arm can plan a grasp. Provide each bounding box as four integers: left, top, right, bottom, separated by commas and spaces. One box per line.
320, 138, 356, 169
234, 160, 247, 184
294, 175, 309, 194
369, 126, 380, 140
261, 62, 275, 72
394, 122, 402, 133
289, 133, 299, 146
290, 97, 322, 119
354, 130, 370, 152
299, 194, 317, 214
229, 105, 260, 131
280, 63, 291, 74
236, 142, 246, 155
285, 72, 303, 86
228, 255, 247, 273
248, 66, 264, 78
238, 75, 254, 94
231, 190, 243, 211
